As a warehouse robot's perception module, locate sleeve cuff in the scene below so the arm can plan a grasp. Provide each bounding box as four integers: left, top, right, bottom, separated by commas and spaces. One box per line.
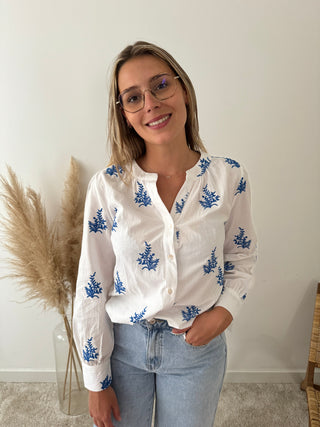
82, 358, 112, 392
214, 287, 243, 319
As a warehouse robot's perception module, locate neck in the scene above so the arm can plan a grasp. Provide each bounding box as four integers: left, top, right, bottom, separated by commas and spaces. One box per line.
138, 145, 200, 177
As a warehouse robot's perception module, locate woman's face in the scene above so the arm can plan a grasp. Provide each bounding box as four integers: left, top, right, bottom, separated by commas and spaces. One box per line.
117, 55, 188, 150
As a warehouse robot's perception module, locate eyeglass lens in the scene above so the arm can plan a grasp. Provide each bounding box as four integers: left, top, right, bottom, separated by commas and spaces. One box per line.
119, 74, 178, 113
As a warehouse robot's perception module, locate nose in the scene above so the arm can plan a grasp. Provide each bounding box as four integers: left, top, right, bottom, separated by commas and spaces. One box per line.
143, 89, 161, 111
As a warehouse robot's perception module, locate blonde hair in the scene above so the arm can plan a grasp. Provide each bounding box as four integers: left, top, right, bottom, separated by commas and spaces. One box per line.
107, 41, 206, 171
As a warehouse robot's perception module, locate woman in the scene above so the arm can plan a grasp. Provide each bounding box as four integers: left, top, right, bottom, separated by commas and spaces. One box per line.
73, 41, 257, 427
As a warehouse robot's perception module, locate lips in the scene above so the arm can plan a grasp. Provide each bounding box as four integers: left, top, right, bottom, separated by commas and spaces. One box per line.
146, 114, 171, 127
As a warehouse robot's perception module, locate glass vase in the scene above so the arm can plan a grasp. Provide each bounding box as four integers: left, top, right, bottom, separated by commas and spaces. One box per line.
52, 317, 88, 415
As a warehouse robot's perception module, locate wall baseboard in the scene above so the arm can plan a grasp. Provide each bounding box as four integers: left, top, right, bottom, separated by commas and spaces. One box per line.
0, 370, 57, 383
224, 370, 310, 383
0, 369, 311, 384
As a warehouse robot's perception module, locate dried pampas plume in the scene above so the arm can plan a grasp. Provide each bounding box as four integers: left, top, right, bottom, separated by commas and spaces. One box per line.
59, 157, 84, 296
0, 158, 85, 316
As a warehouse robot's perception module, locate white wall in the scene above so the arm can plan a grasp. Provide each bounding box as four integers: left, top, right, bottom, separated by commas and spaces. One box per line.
1, 0, 320, 382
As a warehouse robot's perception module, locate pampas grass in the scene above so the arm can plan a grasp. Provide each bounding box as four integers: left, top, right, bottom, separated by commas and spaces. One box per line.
59, 158, 84, 299
0, 158, 84, 315
0, 158, 86, 415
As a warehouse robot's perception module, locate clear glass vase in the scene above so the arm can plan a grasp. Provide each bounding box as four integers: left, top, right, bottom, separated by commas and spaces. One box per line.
52, 318, 88, 415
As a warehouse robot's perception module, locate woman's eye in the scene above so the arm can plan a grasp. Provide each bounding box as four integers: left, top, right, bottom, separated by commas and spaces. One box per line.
125, 93, 141, 104
154, 78, 169, 91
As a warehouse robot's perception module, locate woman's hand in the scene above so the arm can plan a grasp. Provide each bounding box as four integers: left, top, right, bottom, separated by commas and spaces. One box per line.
172, 306, 233, 346
89, 387, 121, 427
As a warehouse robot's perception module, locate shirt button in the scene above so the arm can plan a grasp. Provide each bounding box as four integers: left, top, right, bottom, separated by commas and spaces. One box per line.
168, 254, 174, 260
149, 318, 156, 324
167, 288, 173, 295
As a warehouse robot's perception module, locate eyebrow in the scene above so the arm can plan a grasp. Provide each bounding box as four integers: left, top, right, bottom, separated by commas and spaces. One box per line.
119, 73, 170, 95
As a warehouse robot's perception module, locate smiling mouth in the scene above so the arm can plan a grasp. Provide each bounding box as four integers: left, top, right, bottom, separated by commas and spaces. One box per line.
147, 114, 171, 127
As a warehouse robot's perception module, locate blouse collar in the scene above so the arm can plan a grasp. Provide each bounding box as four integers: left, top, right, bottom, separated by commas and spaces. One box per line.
132, 152, 208, 182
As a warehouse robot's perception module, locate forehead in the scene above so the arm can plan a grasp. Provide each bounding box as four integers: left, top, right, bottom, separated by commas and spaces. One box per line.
118, 55, 172, 92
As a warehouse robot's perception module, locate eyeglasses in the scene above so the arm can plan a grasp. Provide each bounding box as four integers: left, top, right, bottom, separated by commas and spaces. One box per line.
116, 74, 180, 113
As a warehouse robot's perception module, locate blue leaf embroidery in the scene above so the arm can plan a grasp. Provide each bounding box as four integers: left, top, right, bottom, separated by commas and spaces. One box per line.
176, 230, 180, 241
203, 247, 218, 275
233, 227, 251, 249
137, 242, 160, 271
105, 165, 123, 177
88, 208, 107, 233
112, 207, 118, 232
82, 337, 99, 362
242, 293, 247, 300
175, 192, 189, 214
85, 272, 103, 298
182, 305, 201, 322
216, 266, 224, 286
134, 182, 152, 207
224, 261, 235, 271
114, 271, 126, 295
235, 177, 247, 195
225, 158, 240, 168
199, 185, 220, 209
197, 157, 212, 177
100, 375, 112, 390
130, 306, 147, 323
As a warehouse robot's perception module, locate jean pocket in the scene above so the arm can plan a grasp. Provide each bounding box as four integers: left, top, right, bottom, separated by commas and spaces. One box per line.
181, 332, 225, 350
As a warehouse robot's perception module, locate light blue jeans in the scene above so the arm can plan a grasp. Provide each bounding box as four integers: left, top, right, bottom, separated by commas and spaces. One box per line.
97, 319, 226, 427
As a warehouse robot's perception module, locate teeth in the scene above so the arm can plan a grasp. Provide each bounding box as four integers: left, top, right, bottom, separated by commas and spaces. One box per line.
148, 115, 169, 126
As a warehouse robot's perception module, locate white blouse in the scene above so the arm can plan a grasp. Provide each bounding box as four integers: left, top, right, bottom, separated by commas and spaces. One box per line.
73, 153, 257, 391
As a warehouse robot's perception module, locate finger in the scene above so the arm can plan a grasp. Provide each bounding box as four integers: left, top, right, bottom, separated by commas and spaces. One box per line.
112, 400, 121, 421
105, 416, 115, 427
171, 327, 190, 334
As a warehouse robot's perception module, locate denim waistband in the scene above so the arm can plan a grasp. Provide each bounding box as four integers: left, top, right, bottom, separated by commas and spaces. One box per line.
137, 318, 171, 330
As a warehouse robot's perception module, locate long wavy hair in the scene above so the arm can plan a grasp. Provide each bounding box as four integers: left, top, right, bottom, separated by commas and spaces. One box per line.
107, 41, 206, 172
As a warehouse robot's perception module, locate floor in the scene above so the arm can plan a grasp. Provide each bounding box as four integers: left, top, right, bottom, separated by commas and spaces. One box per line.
0, 382, 309, 426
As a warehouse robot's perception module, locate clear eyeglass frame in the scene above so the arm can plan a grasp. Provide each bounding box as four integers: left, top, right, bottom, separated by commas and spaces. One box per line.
116, 74, 180, 113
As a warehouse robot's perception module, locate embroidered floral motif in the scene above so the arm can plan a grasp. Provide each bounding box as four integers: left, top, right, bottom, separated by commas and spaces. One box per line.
242, 293, 247, 300
233, 227, 251, 249
137, 242, 159, 271
197, 157, 212, 177
88, 208, 107, 233
100, 375, 112, 390
175, 193, 189, 214
224, 261, 235, 271
199, 185, 220, 209
235, 177, 247, 195
105, 165, 123, 177
182, 305, 201, 322
203, 247, 218, 275
114, 271, 126, 295
85, 272, 103, 298
130, 307, 147, 323
224, 158, 240, 168
216, 266, 224, 286
82, 337, 99, 362
134, 182, 152, 207
112, 207, 118, 232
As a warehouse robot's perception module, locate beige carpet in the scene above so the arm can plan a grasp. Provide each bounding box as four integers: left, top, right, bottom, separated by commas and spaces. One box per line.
0, 382, 308, 426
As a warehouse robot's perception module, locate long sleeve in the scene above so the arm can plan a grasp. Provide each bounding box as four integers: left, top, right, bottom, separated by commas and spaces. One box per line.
73, 174, 116, 391
215, 165, 257, 318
